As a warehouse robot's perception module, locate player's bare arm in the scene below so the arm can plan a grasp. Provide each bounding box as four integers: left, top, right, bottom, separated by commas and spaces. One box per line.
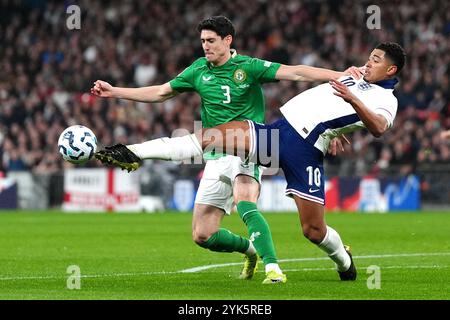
275, 65, 342, 82
330, 79, 388, 137
90, 81, 177, 103
275, 65, 363, 82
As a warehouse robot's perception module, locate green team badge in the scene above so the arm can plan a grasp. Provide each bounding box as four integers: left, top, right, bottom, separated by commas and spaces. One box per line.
233, 69, 247, 83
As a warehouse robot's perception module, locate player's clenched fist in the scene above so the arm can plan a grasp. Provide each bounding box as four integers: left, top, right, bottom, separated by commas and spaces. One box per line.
90, 80, 114, 98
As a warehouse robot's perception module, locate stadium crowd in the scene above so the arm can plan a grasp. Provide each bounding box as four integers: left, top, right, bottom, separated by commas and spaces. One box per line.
0, 0, 449, 176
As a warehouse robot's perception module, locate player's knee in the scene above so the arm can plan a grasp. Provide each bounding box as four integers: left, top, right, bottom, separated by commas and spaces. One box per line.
234, 176, 260, 203
233, 186, 259, 203
192, 230, 212, 247
302, 224, 325, 244
234, 193, 258, 204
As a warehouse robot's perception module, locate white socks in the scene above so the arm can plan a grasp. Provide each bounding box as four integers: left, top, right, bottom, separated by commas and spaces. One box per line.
246, 241, 283, 274
317, 226, 351, 272
245, 241, 257, 256
265, 263, 283, 274
127, 134, 203, 161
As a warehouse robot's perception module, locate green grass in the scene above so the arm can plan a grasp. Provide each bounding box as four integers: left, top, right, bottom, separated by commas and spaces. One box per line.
0, 210, 449, 300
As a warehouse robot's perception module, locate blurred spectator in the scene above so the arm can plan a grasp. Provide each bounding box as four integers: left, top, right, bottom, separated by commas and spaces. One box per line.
0, 0, 448, 176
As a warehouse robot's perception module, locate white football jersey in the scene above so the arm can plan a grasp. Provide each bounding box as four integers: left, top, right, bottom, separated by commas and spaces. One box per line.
280, 76, 398, 154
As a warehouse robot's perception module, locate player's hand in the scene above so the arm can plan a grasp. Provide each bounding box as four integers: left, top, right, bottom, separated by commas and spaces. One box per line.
90, 80, 114, 98
328, 134, 350, 156
330, 79, 357, 103
344, 66, 365, 80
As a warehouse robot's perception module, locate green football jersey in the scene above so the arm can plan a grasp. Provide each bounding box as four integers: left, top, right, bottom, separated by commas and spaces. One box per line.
169, 52, 281, 128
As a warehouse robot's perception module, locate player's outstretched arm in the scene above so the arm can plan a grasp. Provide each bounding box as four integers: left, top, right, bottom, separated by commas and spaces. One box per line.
90, 81, 177, 103
275, 65, 363, 82
330, 79, 388, 137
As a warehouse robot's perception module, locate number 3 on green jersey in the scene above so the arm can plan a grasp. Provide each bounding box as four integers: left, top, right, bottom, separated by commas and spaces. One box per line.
221, 85, 231, 104
169, 53, 281, 128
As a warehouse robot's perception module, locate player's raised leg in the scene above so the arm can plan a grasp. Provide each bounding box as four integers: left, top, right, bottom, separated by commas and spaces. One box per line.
294, 196, 356, 280
95, 121, 251, 169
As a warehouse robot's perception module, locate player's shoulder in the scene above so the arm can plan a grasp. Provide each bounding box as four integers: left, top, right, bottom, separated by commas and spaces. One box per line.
372, 80, 399, 100
233, 55, 278, 70
352, 77, 398, 96
189, 57, 209, 69
234, 54, 270, 64
173, 58, 207, 78
231, 54, 253, 64
367, 79, 399, 107
382, 91, 398, 104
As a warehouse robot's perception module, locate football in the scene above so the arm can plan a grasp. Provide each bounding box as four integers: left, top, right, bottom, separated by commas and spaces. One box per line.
58, 125, 97, 164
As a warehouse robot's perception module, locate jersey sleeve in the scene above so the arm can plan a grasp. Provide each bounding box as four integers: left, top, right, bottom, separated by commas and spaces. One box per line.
248, 58, 281, 83
169, 64, 196, 93
374, 97, 398, 129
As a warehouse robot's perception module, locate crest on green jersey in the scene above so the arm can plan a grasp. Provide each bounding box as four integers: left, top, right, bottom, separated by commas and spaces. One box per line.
233, 69, 247, 83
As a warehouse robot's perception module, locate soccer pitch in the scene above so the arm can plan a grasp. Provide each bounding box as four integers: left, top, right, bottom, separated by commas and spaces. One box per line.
0, 211, 449, 300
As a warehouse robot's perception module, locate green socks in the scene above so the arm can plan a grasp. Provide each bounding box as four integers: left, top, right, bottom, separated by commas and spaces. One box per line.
198, 228, 249, 253
237, 201, 278, 265
197, 201, 279, 266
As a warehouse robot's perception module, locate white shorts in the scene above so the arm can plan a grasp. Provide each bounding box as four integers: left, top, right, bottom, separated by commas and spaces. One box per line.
195, 155, 264, 214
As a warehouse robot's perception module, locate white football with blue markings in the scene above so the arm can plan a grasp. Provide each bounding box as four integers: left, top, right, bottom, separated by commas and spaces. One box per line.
58, 125, 97, 164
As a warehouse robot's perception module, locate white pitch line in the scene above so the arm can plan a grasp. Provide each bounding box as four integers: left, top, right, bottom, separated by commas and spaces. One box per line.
0, 271, 177, 281
282, 265, 450, 272
180, 252, 450, 273
0, 252, 449, 281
